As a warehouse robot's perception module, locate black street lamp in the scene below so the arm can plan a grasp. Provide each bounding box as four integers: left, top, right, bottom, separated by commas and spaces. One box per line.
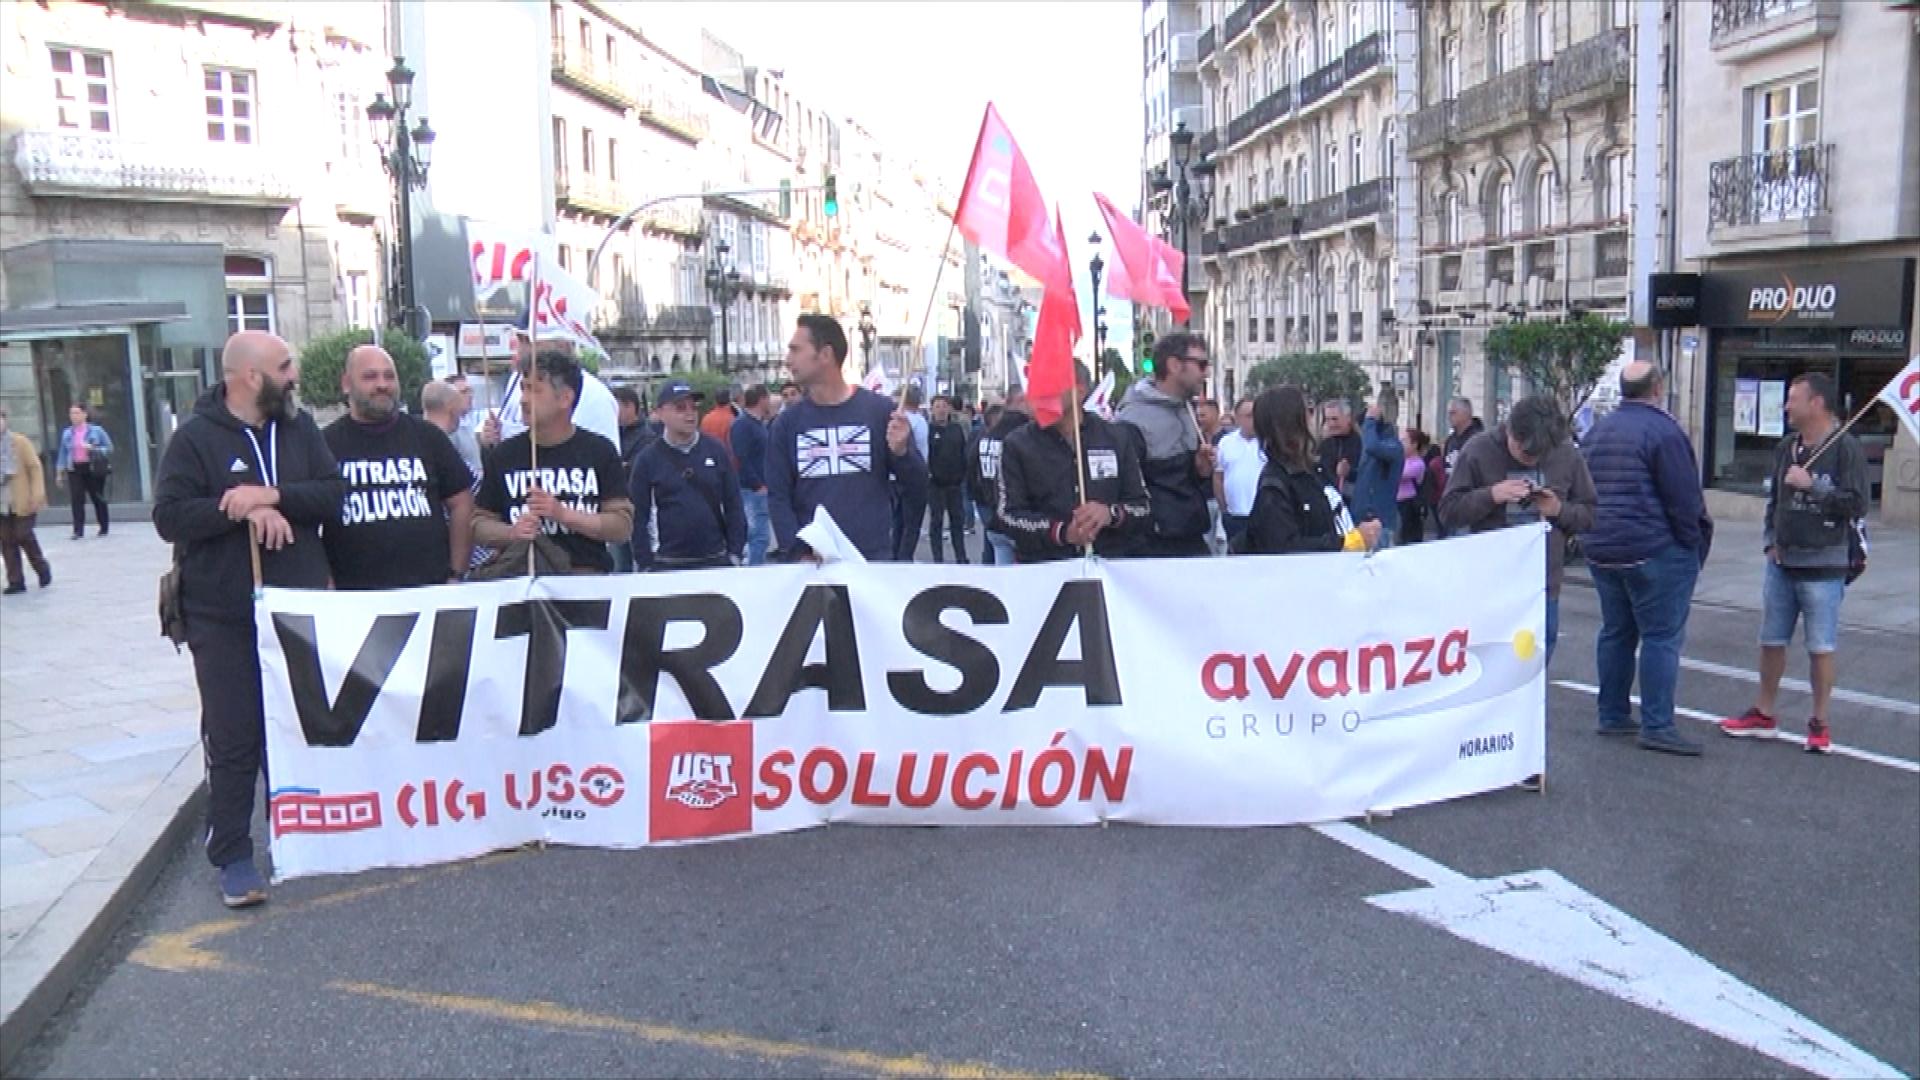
858, 304, 876, 371
367, 58, 435, 337
705, 239, 742, 373
1086, 230, 1111, 374
1155, 121, 1215, 329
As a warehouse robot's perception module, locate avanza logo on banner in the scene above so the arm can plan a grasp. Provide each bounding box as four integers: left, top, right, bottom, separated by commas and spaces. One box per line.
256, 528, 1550, 881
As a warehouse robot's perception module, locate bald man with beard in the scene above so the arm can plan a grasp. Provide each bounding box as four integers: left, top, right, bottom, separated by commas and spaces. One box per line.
154, 330, 344, 909
322, 345, 474, 589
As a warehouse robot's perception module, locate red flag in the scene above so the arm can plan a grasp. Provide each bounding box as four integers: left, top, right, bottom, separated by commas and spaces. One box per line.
954, 104, 1073, 296
1026, 211, 1080, 429
1094, 192, 1190, 321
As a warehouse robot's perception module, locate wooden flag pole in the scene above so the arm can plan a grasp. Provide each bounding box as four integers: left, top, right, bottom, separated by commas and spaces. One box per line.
1802, 398, 1878, 467
1067, 375, 1093, 557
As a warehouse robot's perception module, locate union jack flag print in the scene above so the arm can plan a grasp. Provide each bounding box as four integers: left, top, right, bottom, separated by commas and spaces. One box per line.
795, 425, 872, 478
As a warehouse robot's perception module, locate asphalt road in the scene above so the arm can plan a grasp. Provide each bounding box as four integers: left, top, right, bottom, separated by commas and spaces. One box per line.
15, 580, 1919, 1079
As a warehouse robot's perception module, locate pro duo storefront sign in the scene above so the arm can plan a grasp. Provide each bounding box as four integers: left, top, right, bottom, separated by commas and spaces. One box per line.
1699, 258, 1915, 329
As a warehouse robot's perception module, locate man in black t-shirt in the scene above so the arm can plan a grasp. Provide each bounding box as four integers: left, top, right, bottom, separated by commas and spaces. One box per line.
1317, 398, 1363, 500
473, 348, 633, 574
324, 345, 474, 588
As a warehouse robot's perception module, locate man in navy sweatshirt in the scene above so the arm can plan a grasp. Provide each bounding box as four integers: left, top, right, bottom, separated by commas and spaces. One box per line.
628, 380, 744, 571
730, 385, 773, 565
1581, 361, 1713, 757
767, 314, 923, 561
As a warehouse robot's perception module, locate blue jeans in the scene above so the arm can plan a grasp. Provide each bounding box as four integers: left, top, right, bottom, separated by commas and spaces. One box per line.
1545, 592, 1559, 667
1759, 560, 1844, 654
984, 528, 1015, 566
742, 489, 771, 567
1590, 545, 1699, 734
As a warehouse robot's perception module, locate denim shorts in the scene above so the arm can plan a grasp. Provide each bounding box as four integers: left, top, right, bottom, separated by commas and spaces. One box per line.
1760, 560, 1845, 654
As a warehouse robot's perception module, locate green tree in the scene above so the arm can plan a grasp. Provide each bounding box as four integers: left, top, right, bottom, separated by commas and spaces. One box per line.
1483, 315, 1630, 416
297, 328, 431, 412
1243, 351, 1371, 407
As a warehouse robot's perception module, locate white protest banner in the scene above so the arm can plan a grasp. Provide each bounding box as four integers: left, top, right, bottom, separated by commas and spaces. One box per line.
259, 527, 1547, 881
528, 251, 607, 355
1877, 355, 1920, 443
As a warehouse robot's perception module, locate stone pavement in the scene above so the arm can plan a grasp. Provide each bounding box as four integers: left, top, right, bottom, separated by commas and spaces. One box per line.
0, 522, 204, 1068
1567, 513, 1920, 636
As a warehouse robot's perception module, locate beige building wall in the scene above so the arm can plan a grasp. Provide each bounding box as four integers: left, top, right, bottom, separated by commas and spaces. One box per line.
0, 0, 389, 343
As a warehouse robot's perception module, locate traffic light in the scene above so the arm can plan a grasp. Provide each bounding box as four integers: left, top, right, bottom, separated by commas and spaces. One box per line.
779, 178, 792, 219
823, 173, 838, 217
1139, 330, 1156, 375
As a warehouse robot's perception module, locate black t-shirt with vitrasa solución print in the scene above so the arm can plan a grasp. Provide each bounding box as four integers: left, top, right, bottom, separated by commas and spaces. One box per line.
476, 428, 625, 573
323, 414, 473, 589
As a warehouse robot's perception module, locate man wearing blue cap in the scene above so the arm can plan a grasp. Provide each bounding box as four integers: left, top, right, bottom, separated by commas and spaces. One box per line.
628, 379, 744, 571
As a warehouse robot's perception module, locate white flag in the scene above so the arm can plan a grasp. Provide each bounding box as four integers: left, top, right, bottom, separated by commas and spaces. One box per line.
528, 252, 606, 354
1084, 370, 1116, 420
863, 357, 895, 397
466, 220, 554, 302
1875, 354, 1920, 443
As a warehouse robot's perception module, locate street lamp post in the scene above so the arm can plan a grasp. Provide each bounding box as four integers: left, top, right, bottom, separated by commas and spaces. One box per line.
1086, 230, 1106, 373
1154, 121, 1215, 330
367, 58, 435, 337
705, 239, 741, 373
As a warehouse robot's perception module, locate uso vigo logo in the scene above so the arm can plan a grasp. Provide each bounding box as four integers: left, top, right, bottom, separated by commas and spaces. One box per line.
648, 721, 753, 843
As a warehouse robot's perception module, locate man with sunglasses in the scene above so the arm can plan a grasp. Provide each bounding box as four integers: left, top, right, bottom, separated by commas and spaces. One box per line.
628, 380, 744, 572
1114, 331, 1217, 558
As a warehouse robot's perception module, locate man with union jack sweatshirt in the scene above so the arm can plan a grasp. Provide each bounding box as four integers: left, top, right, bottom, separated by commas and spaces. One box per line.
998, 361, 1150, 563
767, 314, 925, 561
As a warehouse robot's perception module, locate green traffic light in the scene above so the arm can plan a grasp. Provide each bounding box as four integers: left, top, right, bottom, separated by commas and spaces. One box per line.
1140, 356, 1156, 375
823, 174, 838, 218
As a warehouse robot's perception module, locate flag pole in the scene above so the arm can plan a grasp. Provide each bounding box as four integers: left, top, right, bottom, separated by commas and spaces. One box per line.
1803, 398, 1878, 467
905, 215, 960, 387
525, 255, 541, 579
1068, 374, 1092, 557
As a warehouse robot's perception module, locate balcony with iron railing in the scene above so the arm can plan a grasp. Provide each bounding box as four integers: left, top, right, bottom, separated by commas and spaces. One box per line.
1298, 55, 1346, 111
637, 84, 709, 143
1345, 177, 1386, 224
1454, 62, 1549, 142
1407, 99, 1455, 159
1551, 27, 1630, 108
1710, 0, 1839, 58
636, 201, 704, 239
550, 41, 636, 108
1199, 25, 1217, 62
1223, 0, 1271, 46
1196, 129, 1219, 160
1342, 32, 1387, 88
596, 304, 714, 340
1298, 189, 1347, 235
554, 167, 627, 219
1226, 85, 1291, 147
1707, 144, 1832, 242
11, 129, 296, 205
1595, 230, 1631, 279
1222, 204, 1293, 252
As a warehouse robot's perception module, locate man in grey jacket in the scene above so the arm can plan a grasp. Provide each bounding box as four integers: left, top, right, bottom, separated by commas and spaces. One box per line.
1114, 331, 1216, 557
1718, 372, 1869, 754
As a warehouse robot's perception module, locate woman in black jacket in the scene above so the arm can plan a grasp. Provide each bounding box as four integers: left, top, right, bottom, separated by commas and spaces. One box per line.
1242, 386, 1380, 556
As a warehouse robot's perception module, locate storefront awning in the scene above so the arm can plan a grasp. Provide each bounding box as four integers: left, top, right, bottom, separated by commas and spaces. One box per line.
0, 301, 189, 338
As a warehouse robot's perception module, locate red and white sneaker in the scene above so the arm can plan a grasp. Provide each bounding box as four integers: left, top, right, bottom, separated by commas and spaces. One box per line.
1719, 708, 1777, 738
1804, 719, 1832, 754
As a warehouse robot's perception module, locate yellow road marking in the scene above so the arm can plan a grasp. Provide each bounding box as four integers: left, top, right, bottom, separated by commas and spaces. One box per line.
329, 980, 1107, 1080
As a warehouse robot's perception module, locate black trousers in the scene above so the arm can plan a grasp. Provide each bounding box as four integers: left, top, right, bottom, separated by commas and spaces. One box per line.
68, 462, 108, 535
0, 512, 50, 586
926, 484, 969, 563
188, 617, 266, 869
892, 485, 926, 563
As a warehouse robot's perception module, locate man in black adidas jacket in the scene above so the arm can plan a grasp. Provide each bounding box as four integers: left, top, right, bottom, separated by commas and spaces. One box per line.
999, 363, 1150, 562
153, 331, 343, 909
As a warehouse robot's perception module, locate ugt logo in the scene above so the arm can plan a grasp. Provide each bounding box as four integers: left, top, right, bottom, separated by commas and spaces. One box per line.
666, 752, 737, 809
649, 721, 754, 843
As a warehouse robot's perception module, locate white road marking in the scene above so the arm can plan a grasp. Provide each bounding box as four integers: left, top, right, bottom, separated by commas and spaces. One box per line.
1313, 824, 1907, 1078
1366, 868, 1907, 1080
1676, 656, 1920, 718
1551, 679, 1920, 774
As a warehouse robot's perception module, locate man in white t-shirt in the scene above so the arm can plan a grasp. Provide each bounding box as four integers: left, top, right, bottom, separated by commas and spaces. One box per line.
478, 331, 621, 453
1213, 397, 1265, 547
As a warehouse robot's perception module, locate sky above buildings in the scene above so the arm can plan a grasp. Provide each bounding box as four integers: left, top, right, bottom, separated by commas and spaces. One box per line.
711, 0, 1147, 353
